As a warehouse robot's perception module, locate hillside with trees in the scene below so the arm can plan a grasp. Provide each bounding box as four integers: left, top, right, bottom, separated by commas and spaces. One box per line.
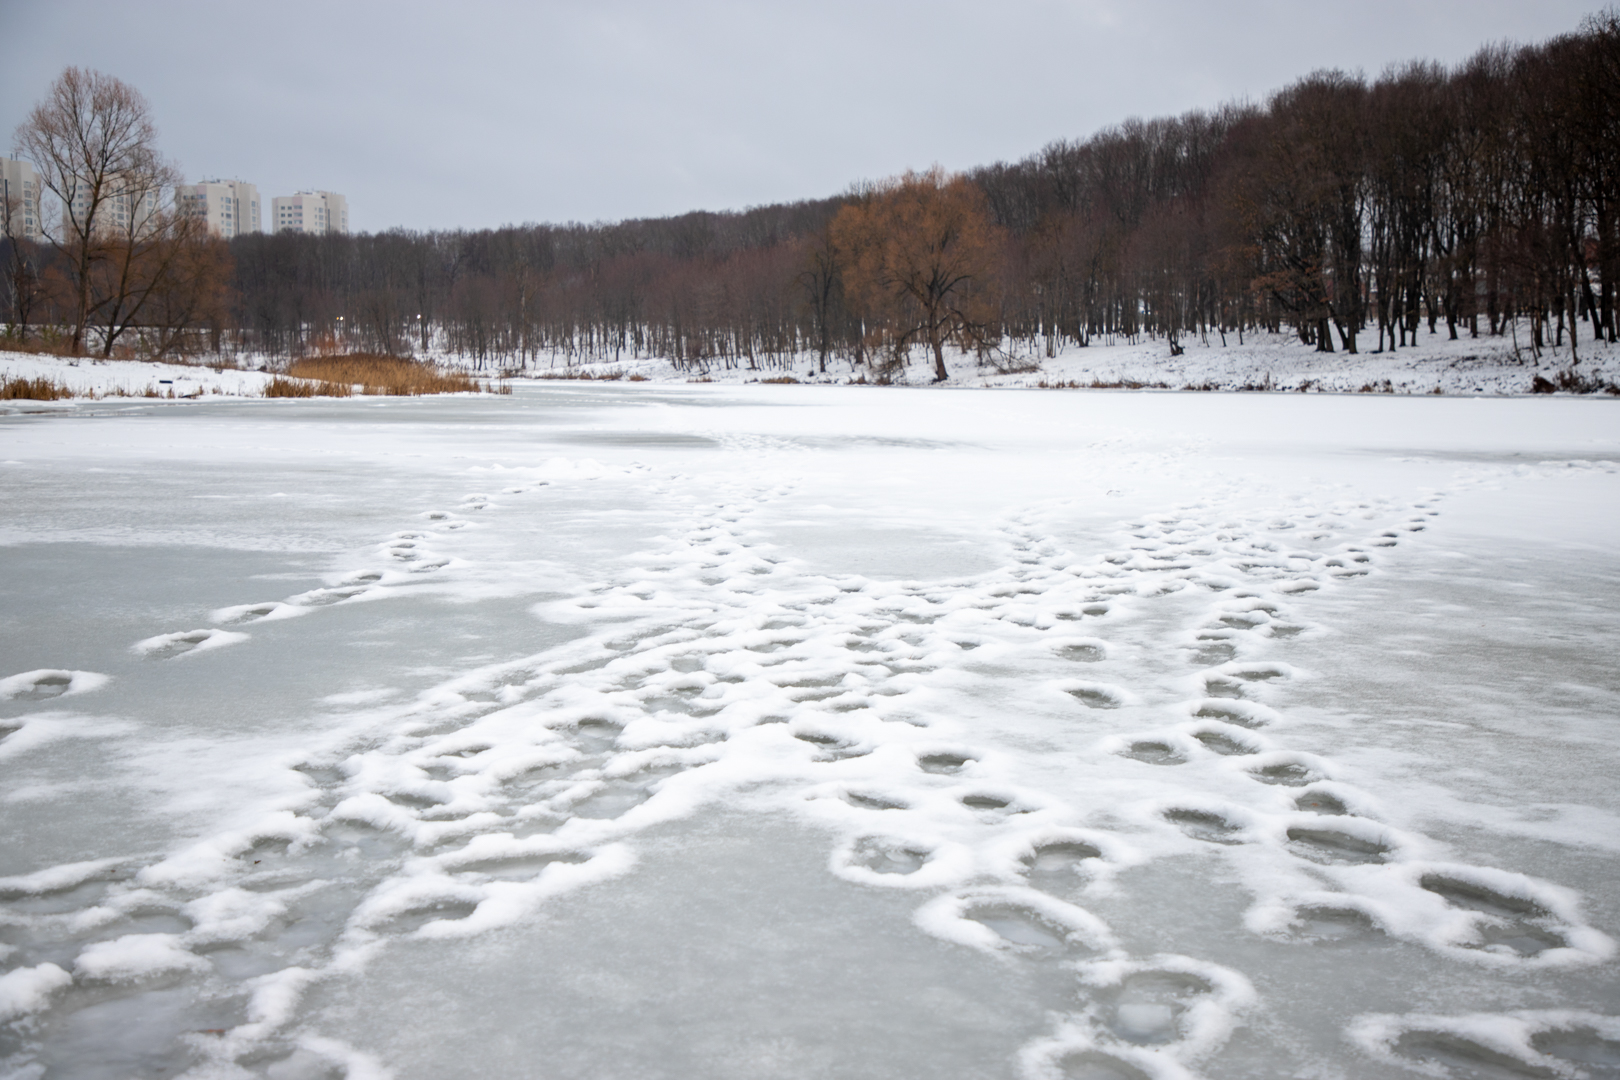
4, 12, 1617, 379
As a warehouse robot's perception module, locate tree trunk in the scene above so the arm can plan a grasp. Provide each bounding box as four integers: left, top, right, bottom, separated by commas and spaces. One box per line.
931, 331, 948, 382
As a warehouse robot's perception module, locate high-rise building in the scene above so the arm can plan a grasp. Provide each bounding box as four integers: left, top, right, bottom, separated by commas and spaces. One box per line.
0, 157, 42, 242
179, 178, 261, 238
63, 174, 162, 238
271, 190, 348, 235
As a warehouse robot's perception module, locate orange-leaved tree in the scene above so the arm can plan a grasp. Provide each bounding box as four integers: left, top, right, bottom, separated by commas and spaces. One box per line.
830, 167, 1001, 382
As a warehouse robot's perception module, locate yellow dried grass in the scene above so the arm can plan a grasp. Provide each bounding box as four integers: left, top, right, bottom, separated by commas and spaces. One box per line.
265, 376, 351, 398
1, 375, 76, 400
286, 354, 480, 396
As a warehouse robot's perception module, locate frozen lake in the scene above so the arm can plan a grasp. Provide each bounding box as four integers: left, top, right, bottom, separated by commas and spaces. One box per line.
2, 385, 1618, 1080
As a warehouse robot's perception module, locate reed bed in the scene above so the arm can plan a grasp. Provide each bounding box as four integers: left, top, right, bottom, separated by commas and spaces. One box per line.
285, 355, 481, 396
264, 376, 351, 398
536, 368, 624, 381
1, 375, 75, 401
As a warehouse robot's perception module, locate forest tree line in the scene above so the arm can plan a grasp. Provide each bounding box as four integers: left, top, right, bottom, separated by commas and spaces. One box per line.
4, 12, 1617, 376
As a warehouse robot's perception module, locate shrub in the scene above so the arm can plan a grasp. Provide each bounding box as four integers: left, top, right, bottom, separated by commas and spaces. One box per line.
0, 327, 80, 357
1532, 368, 1619, 394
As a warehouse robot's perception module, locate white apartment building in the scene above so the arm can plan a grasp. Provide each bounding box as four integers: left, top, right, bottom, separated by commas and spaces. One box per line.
64, 174, 162, 238
0, 157, 42, 242
179, 178, 261, 238
271, 190, 348, 235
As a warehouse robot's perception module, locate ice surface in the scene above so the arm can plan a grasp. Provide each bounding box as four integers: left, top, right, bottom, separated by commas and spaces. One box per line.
1, 385, 1617, 1078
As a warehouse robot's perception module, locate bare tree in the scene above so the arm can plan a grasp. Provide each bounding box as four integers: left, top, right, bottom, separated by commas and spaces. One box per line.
144, 233, 233, 357
206, 13, 1616, 376
13, 67, 183, 354
796, 226, 841, 373
1, 190, 45, 338
831, 168, 1001, 382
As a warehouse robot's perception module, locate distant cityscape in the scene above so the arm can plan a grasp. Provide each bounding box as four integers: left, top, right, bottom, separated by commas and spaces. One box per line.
1, 156, 348, 241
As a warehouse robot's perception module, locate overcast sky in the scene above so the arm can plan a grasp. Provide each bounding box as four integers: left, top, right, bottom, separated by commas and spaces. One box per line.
1, 0, 1601, 233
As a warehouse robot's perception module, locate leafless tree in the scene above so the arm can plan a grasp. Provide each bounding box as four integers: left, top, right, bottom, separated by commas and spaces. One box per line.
1, 191, 45, 338
208, 13, 1616, 376
13, 67, 184, 354
832, 168, 1001, 381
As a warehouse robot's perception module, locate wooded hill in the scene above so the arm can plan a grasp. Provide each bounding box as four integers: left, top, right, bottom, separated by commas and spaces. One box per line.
8, 12, 1618, 377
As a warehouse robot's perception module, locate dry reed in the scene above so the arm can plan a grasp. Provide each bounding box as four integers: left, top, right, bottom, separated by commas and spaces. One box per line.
265, 376, 351, 398
286, 354, 479, 396
537, 368, 623, 381
1, 375, 76, 400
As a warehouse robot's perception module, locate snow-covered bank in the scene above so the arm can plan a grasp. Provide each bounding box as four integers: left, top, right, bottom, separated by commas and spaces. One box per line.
0, 352, 505, 409
8, 320, 1617, 408
467, 326, 1620, 396
0, 351, 278, 404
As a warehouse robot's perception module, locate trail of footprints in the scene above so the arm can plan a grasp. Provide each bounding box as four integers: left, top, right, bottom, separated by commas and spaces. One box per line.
124, 493, 490, 659
1, 471, 1614, 1080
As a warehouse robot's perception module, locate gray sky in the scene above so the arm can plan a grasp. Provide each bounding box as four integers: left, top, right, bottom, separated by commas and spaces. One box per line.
1, 0, 1601, 233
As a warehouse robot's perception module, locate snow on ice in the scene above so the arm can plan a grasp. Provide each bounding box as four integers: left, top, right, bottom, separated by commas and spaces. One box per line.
1, 382, 1617, 1078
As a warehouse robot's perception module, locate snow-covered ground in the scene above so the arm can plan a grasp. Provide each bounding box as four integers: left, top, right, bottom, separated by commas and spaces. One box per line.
483, 326, 1620, 396
1, 385, 1617, 1079
0, 352, 278, 402
7, 321, 1617, 405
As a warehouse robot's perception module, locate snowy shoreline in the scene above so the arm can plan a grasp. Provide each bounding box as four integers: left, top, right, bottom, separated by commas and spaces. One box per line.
491, 327, 1620, 397
4, 325, 1619, 408
0, 353, 280, 404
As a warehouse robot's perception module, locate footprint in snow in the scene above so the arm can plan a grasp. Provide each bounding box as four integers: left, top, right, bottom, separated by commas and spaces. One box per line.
1247, 761, 1321, 787
1065, 683, 1128, 709
1095, 969, 1216, 1046
1294, 789, 1349, 815
1023, 841, 1102, 894
290, 584, 369, 607
847, 838, 932, 876
965, 904, 1079, 952
1390, 1029, 1564, 1079
375, 898, 481, 935
916, 751, 974, 774
1286, 824, 1393, 866
793, 730, 870, 760
1224, 662, 1290, 683
961, 792, 1029, 816
1287, 906, 1393, 948
1191, 727, 1259, 756
1121, 741, 1185, 766
1164, 808, 1245, 845
1419, 874, 1571, 958
132, 628, 249, 659
0, 668, 109, 701
449, 851, 591, 882
211, 601, 295, 625
1200, 675, 1247, 699
843, 790, 909, 812
1191, 701, 1270, 728
1054, 641, 1108, 663
1055, 1050, 1153, 1080
1187, 638, 1238, 666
